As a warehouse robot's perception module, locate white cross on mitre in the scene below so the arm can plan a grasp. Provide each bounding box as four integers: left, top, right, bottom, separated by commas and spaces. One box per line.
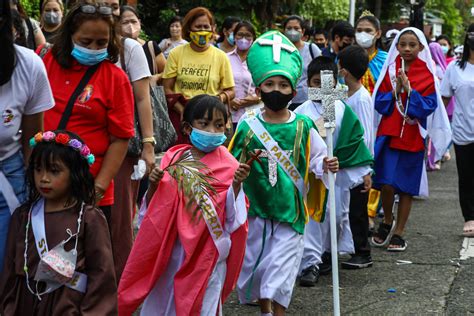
308, 70, 348, 129
257, 33, 296, 63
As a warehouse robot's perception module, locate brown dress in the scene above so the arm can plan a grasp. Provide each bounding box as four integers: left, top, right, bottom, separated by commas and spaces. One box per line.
0, 203, 118, 315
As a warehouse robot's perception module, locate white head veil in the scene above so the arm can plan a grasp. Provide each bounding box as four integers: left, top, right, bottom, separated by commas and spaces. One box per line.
373, 27, 452, 162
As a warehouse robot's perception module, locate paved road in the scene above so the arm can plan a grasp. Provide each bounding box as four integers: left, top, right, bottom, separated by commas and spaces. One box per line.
223, 152, 474, 315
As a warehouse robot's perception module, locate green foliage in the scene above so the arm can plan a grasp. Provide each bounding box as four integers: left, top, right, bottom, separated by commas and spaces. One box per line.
20, 0, 41, 19
426, 0, 464, 42
298, 0, 350, 25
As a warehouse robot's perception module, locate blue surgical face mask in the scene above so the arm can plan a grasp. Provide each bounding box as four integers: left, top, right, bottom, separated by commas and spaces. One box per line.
71, 43, 108, 66
228, 32, 235, 46
190, 128, 227, 153
441, 45, 449, 55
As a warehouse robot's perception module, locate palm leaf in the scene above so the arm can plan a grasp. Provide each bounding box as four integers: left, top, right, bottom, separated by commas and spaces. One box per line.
163, 149, 218, 219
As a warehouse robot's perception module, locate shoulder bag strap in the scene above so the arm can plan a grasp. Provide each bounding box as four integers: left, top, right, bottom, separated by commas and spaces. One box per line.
120, 37, 127, 73
57, 64, 100, 130
147, 40, 157, 74
25, 18, 36, 50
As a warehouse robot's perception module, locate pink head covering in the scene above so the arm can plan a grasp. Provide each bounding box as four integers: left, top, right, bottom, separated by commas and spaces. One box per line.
429, 42, 447, 72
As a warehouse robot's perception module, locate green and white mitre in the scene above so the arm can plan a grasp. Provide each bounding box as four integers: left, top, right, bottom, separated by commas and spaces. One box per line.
247, 30, 303, 89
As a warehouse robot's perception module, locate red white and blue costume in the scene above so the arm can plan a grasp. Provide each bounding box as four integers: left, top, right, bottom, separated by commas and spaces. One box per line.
372, 27, 451, 197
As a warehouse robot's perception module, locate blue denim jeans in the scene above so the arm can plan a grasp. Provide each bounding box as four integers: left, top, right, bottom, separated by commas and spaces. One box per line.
0, 150, 26, 272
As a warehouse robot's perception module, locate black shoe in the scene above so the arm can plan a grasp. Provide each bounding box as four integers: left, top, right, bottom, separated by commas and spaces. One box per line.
299, 265, 319, 287
318, 252, 332, 275
341, 255, 373, 269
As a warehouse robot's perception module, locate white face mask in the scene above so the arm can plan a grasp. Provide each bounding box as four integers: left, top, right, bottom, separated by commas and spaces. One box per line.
356, 31, 375, 48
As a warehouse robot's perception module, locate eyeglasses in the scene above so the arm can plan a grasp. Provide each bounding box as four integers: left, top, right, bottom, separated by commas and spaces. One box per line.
80, 4, 113, 16
235, 32, 253, 40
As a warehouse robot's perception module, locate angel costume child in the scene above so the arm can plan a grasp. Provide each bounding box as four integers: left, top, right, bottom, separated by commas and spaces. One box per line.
371, 27, 451, 251
228, 31, 338, 314
118, 95, 249, 316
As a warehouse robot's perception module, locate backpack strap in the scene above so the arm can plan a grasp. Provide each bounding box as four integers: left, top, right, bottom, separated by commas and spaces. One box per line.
25, 18, 36, 50
120, 37, 127, 73
309, 43, 316, 60
147, 40, 157, 74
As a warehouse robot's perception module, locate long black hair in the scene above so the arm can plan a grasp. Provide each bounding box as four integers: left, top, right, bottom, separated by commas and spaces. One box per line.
26, 130, 96, 208
0, 0, 15, 86
457, 23, 474, 70
11, 9, 27, 47
183, 94, 228, 126
216, 16, 240, 44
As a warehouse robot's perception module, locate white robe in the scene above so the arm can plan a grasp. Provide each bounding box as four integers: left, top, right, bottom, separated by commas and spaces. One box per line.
295, 100, 372, 271
236, 110, 328, 308
139, 187, 247, 316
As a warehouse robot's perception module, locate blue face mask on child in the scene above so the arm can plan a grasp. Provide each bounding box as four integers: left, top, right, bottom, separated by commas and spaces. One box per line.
71, 43, 108, 66
190, 128, 227, 153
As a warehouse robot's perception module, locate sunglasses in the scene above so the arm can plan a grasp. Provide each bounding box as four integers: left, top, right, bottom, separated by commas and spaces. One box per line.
79, 4, 113, 16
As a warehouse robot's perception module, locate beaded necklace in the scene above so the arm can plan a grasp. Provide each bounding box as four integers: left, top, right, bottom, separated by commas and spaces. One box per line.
23, 200, 85, 300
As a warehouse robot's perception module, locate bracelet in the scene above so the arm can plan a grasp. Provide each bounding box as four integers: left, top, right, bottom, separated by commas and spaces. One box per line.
142, 137, 156, 145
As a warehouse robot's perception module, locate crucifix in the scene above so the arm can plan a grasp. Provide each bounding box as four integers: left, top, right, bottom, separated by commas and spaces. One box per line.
248, 149, 293, 187
256, 33, 297, 63
308, 70, 347, 316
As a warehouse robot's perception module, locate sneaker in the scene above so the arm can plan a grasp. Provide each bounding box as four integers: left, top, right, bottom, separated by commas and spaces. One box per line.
299, 265, 319, 287
341, 255, 373, 269
318, 252, 332, 275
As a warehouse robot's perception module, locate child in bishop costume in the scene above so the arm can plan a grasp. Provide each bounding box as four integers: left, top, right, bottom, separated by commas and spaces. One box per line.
228, 31, 339, 315
371, 27, 451, 251
118, 95, 250, 316
296, 56, 373, 286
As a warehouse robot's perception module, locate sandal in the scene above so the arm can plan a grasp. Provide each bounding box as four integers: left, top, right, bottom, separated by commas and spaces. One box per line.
463, 220, 474, 237
387, 234, 407, 252
371, 222, 394, 247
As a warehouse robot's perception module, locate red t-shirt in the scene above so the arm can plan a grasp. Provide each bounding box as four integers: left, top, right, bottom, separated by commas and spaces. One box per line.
43, 52, 134, 206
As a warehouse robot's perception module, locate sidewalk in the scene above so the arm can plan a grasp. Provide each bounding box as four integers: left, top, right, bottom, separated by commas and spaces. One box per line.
223, 153, 474, 314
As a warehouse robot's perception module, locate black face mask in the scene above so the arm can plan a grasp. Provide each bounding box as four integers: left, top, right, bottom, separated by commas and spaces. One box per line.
260, 90, 294, 112
316, 43, 326, 50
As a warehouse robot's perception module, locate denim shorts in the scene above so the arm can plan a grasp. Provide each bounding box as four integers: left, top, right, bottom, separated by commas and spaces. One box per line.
0, 150, 27, 272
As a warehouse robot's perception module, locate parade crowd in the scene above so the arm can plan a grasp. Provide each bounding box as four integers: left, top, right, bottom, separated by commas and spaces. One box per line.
1, 0, 474, 315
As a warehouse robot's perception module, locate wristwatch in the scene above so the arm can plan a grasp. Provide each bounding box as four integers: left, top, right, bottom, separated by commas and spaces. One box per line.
142, 137, 156, 146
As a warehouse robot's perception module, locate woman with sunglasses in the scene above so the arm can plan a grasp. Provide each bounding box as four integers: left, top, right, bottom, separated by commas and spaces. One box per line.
162, 6, 235, 145
40, 2, 134, 236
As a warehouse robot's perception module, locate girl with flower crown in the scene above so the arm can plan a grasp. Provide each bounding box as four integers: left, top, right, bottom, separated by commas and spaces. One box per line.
0, 130, 117, 315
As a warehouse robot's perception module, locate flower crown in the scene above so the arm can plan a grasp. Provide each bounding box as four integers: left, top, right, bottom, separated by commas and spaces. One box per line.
29, 131, 95, 166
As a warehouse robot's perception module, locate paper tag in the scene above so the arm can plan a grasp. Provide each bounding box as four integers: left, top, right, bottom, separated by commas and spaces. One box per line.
131, 159, 147, 180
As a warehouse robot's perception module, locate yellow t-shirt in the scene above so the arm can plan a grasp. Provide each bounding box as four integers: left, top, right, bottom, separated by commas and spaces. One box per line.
162, 44, 235, 99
